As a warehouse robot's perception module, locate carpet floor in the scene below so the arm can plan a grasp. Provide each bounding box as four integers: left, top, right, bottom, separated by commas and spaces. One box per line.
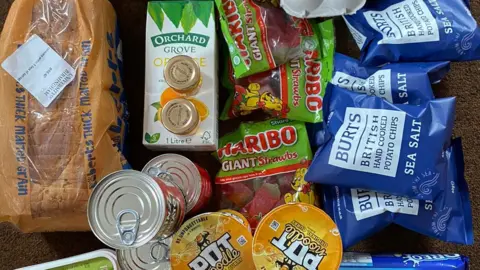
0, 0, 478, 269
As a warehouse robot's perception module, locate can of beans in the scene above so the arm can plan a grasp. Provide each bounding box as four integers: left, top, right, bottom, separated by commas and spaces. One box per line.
117, 237, 173, 270
88, 170, 186, 249
142, 154, 212, 214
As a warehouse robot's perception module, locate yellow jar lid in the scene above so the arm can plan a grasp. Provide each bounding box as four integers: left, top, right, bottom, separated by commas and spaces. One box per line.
161, 98, 199, 135
170, 212, 255, 270
219, 209, 252, 233
253, 203, 342, 270
164, 55, 201, 93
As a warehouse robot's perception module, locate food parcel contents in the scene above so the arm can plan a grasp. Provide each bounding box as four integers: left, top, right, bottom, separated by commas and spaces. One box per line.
144, 1, 218, 151
305, 85, 456, 200
215, 119, 317, 230
280, 0, 366, 18
215, 0, 328, 79
219, 209, 252, 233
88, 170, 186, 249
117, 238, 172, 270
253, 203, 343, 270
170, 211, 254, 269
323, 138, 473, 248
340, 253, 469, 269
142, 154, 212, 214
0, 0, 128, 232
221, 20, 335, 123
331, 53, 450, 105
344, 0, 480, 66
18, 249, 119, 270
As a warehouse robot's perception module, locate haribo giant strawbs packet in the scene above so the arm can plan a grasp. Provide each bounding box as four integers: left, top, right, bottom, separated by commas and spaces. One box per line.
215, 0, 329, 78
221, 20, 335, 123
215, 119, 317, 230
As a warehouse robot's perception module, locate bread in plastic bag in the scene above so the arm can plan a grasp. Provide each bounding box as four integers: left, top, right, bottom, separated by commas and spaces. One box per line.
0, 0, 129, 232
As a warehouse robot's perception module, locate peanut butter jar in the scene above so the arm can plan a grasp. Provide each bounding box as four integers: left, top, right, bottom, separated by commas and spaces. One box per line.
164, 55, 201, 96
161, 99, 200, 136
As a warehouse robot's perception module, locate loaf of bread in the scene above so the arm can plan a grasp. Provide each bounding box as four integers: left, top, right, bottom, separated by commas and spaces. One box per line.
0, 0, 128, 232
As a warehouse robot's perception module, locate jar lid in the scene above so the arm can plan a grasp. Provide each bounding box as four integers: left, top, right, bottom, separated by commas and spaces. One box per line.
170, 213, 254, 270
164, 55, 201, 92
142, 154, 202, 213
117, 238, 172, 270
253, 203, 343, 270
87, 170, 166, 249
161, 99, 199, 135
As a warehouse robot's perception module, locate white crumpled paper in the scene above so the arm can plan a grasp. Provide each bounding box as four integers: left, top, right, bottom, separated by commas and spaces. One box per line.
280, 0, 366, 18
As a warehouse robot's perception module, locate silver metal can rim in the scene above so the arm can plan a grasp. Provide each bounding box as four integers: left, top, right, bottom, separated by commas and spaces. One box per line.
87, 170, 166, 249
117, 238, 172, 270
142, 154, 202, 213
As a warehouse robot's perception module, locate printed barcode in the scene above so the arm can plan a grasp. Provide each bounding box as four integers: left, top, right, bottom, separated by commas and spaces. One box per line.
237, 235, 247, 246
270, 220, 280, 231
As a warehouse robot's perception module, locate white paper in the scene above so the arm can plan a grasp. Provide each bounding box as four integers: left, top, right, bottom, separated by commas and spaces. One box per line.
280, 0, 366, 18
2, 34, 75, 107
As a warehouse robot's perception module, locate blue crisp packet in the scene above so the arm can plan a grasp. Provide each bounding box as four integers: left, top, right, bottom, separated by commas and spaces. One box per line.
343, 0, 480, 65
341, 253, 469, 269
332, 53, 450, 105
305, 85, 456, 199
323, 138, 473, 248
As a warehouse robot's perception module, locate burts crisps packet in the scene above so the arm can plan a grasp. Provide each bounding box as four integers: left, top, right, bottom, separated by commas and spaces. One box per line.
305, 85, 456, 200
341, 253, 469, 269
170, 212, 254, 269
323, 138, 473, 248
343, 0, 480, 66
253, 203, 343, 270
221, 20, 335, 123
215, 119, 317, 231
216, 0, 327, 78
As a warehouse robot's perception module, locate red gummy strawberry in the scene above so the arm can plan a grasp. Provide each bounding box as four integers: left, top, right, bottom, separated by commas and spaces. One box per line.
243, 183, 281, 228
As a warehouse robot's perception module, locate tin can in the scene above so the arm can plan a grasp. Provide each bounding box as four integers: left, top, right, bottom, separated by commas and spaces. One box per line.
143, 154, 212, 214
164, 55, 201, 95
117, 237, 172, 270
161, 98, 200, 135
170, 212, 254, 270
253, 203, 343, 270
219, 209, 251, 233
88, 170, 186, 249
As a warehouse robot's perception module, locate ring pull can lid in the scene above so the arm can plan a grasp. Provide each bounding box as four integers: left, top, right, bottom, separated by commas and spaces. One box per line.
146, 167, 173, 183
116, 209, 140, 246
150, 242, 169, 263
117, 238, 173, 270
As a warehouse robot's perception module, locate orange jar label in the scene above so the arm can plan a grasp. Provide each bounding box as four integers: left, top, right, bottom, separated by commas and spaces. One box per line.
253, 203, 342, 270
171, 212, 254, 270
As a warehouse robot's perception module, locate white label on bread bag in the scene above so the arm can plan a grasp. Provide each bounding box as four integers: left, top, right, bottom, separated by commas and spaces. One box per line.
328, 108, 406, 177
331, 70, 393, 102
364, 0, 439, 44
1, 34, 75, 107
351, 189, 419, 220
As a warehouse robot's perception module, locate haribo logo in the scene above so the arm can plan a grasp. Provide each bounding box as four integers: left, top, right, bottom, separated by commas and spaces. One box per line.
303, 48, 323, 113
271, 222, 326, 270
217, 126, 298, 158
188, 233, 240, 270
221, 0, 251, 67
399, 254, 461, 267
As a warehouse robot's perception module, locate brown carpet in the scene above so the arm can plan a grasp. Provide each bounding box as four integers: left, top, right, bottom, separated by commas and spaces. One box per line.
0, 0, 478, 269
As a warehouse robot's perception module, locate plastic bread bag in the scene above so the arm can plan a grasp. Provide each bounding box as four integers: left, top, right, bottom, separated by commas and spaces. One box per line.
0, 0, 129, 232
324, 138, 473, 248
305, 84, 456, 200
332, 53, 450, 105
343, 0, 480, 66
216, 0, 327, 78
341, 253, 469, 269
215, 119, 317, 231
221, 20, 335, 123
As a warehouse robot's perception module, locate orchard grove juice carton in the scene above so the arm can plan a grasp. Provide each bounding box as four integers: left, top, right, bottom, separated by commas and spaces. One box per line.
144, 0, 218, 151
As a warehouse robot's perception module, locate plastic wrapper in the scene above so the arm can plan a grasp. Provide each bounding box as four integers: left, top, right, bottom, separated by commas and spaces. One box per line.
221, 20, 334, 123
215, 0, 325, 78
324, 138, 473, 248
305, 85, 456, 200
215, 120, 317, 231
0, 0, 129, 232
341, 253, 469, 269
344, 0, 480, 66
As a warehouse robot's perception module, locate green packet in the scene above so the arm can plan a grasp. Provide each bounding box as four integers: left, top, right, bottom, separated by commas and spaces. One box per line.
215, 119, 312, 183
215, 0, 327, 78
220, 20, 335, 123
